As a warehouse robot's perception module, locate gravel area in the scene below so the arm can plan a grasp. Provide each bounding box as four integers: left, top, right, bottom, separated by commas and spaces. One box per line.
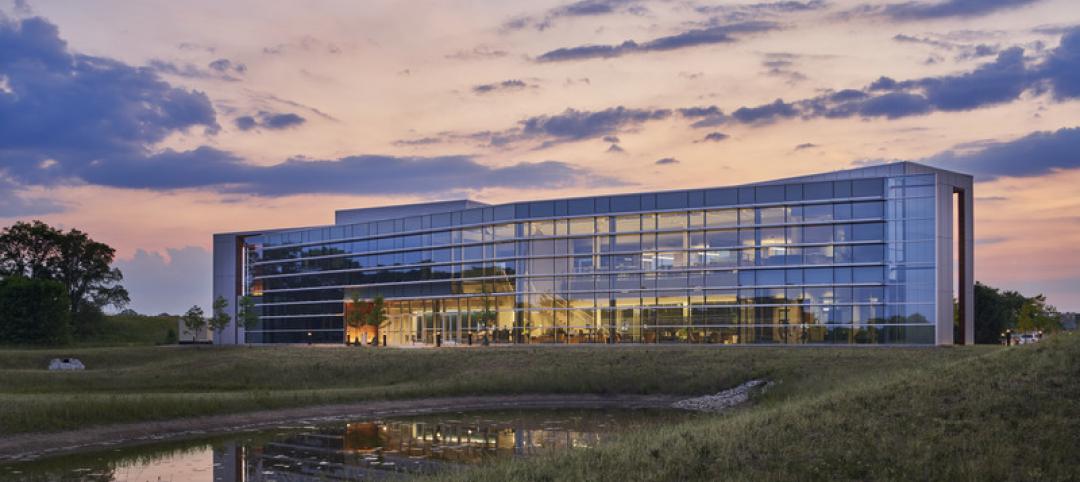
671, 379, 771, 412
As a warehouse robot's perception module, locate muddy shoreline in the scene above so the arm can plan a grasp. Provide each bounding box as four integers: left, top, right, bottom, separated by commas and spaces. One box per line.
0, 394, 685, 463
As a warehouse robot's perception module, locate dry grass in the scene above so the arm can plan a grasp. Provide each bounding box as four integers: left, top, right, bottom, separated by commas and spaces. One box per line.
0, 343, 993, 434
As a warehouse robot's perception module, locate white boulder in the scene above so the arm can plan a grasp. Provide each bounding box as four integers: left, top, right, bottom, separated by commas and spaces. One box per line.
48, 358, 85, 371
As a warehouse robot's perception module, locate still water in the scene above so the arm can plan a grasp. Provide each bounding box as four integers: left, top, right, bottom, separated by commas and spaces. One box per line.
2, 409, 692, 481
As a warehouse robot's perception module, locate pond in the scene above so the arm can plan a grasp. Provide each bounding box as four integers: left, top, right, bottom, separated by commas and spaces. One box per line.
2, 409, 696, 481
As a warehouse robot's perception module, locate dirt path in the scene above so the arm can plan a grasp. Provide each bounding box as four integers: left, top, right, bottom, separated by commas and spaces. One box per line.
0, 394, 685, 463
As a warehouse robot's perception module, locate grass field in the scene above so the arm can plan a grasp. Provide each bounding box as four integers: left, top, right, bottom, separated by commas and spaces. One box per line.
0, 343, 994, 434
435, 334, 1080, 481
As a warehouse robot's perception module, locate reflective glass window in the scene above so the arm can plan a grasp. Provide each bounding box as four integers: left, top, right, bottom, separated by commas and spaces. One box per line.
833, 203, 853, 220
853, 244, 885, 263
495, 242, 515, 258
833, 224, 852, 242
739, 228, 756, 247
571, 237, 593, 255
706, 209, 738, 227
705, 250, 737, 267
803, 246, 832, 264
852, 201, 885, 219
569, 218, 594, 235
759, 227, 785, 245
853, 222, 885, 241
615, 215, 639, 232
530, 221, 554, 236
641, 233, 657, 251
657, 232, 685, 249
757, 207, 785, 225
739, 249, 756, 266
757, 269, 785, 285
706, 229, 738, 248
803, 225, 833, 243
803, 204, 832, 222
658, 212, 687, 230
738, 208, 755, 226
853, 266, 884, 283
688, 211, 704, 227
786, 205, 803, 223
573, 256, 594, 273
641, 214, 656, 231
705, 270, 737, 287
614, 234, 639, 252
804, 267, 832, 284
689, 231, 706, 249
834, 267, 852, 283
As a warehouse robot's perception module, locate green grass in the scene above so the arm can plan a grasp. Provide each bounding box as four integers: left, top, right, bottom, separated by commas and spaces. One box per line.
0, 344, 993, 434
78, 313, 177, 346
434, 334, 1080, 481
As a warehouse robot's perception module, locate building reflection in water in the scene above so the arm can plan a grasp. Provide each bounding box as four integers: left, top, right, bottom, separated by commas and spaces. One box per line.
212, 412, 616, 481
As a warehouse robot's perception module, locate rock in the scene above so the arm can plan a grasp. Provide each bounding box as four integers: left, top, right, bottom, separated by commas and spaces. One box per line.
47, 358, 85, 371
672, 379, 771, 413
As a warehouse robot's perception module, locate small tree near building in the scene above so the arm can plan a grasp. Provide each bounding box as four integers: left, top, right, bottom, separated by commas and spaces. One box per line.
346, 292, 365, 345
208, 296, 231, 338
238, 295, 259, 331
366, 294, 387, 346
182, 305, 206, 343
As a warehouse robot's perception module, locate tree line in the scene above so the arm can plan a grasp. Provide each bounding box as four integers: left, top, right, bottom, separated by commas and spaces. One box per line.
972, 282, 1063, 343
0, 221, 129, 345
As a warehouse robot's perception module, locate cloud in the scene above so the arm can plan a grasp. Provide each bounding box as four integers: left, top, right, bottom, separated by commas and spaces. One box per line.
696, 1, 828, 22
677, 105, 727, 127
698, 132, 730, 142
113, 247, 212, 315
0, 177, 67, 217
472, 79, 532, 95
393, 136, 444, 147
0, 15, 625, 199
535, 21, 778, 62
147, 58, 246, 81
703, 28, 1080, 127
262, 35, 342, 55
445, 45, 509, 60
234, 111, 306, 131
607, 143, 625, 153
655, 157, 680, 165
876, 0, 1043, 21
602, 135, 620, 143
762, 52, 808, 83
504, 0, 647, 32
732, 99, 799, 124
208, 58, 246, 76
924, 126, 1080, 180
1040, 28, 1080, 99
454, 106, 669, 148
0, 16, 218, 185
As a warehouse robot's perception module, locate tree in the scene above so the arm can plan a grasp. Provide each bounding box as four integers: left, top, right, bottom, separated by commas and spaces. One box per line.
0, 277, 71, 345
0, 221, 129, 337
974, 282, 1027, 344
365, 294, 387, 346
1017, 295, 1061, 333
238, 295, 259, 330
208, 295, 231, 336
346, 292, 365, 344
182, 305, 206, 343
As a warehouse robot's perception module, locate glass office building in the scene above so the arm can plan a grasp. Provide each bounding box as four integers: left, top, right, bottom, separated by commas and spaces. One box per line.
213, 162, 974, 346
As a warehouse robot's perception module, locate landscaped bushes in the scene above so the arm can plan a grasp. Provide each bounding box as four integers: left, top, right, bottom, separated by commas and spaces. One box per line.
0, 276, 72, 345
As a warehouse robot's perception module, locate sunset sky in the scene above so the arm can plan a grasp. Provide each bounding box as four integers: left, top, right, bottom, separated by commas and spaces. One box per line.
2, 0, 1079, 314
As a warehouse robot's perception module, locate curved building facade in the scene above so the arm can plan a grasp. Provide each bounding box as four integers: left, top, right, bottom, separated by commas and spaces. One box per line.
213, 162, 973, 346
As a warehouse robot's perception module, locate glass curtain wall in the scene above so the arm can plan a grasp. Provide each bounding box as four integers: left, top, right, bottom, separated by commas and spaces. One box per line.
241, 175, 937, 345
